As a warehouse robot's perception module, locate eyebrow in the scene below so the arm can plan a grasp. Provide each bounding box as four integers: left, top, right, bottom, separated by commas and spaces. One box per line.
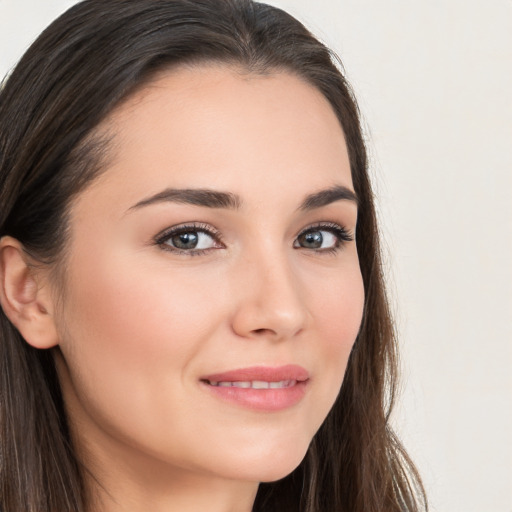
298, 185, 358, 210
129, 188, 242, 210
128, 184, 357, 212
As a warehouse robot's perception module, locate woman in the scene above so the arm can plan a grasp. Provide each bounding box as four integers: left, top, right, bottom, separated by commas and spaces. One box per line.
0, 1, 427, 511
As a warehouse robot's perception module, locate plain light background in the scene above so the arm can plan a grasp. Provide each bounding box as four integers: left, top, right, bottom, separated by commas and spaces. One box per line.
1, 1, 511, 511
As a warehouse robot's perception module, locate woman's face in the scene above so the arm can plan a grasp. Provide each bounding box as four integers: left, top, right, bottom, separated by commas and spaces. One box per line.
52, 65, 364, 487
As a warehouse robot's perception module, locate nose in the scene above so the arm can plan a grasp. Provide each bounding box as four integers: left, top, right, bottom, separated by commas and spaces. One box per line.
230, 251, 309, 341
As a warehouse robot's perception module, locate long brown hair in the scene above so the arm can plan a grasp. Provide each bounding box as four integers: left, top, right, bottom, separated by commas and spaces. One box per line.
0, 1, 427, 510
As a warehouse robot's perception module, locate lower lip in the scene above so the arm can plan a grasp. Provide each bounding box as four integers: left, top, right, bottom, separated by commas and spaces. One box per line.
201, 381, 308, 412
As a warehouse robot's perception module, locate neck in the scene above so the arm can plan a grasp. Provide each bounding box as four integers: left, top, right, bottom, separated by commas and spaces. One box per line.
87, 468, 258, 512
80, 433, 258, 512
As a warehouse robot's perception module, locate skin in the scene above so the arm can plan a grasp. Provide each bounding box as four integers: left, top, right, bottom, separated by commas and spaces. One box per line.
1, 65, 364, 512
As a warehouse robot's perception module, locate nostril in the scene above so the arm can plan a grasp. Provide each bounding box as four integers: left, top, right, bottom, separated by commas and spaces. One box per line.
252, 328, 273, 335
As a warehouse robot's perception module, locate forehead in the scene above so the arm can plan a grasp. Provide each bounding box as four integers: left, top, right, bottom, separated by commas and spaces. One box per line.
77, 65, 352, 213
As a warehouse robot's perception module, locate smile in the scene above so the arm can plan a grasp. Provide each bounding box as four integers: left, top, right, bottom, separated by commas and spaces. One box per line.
201, 365, 309, 411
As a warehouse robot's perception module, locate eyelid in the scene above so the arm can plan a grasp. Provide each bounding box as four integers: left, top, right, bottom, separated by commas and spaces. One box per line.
297, 222, 354, 241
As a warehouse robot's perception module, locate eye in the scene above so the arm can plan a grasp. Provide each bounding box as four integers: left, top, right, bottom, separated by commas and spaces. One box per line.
294, 223, 353, 252
155, 223, 223, 254
167, 231, 215, 250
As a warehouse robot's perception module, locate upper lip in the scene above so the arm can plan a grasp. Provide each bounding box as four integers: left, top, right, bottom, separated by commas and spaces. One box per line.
201, 364, 309, 383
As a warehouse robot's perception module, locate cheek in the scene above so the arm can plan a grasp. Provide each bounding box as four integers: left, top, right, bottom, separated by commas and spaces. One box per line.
312, 263, 364, 354
55, 248, 243, 474
62, 250, 219, 362
56, 248, 224, 426
305, 263, 364, 422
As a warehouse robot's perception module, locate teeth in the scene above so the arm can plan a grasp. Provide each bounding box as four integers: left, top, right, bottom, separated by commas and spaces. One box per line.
208, 380, 296, 389
232, 381, 251, 388
252, 380, 269, 389
271, 381, 293, 388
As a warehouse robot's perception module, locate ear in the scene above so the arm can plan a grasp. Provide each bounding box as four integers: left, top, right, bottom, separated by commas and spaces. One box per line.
0, 236, 59, 349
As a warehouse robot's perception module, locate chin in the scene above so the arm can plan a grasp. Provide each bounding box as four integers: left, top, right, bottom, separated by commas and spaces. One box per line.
216, 439, 310, 484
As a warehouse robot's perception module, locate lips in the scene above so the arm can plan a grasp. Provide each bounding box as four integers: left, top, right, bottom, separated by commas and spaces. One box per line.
202, 364, 309, 383
200, 365, 309, 411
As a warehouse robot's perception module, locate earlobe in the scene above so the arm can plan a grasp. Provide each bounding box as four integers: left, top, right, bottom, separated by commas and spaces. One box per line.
0, 236, 59, 349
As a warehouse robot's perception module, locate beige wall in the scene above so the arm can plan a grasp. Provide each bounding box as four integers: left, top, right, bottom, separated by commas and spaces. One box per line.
1, 1, 511, 510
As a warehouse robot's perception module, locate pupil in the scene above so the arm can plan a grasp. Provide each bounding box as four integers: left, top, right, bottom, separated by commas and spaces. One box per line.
301, 231, 323, 248
173, 232, 198, 249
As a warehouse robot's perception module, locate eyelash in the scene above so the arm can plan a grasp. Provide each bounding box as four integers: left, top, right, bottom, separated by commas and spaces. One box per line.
154, 221, 354, 256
